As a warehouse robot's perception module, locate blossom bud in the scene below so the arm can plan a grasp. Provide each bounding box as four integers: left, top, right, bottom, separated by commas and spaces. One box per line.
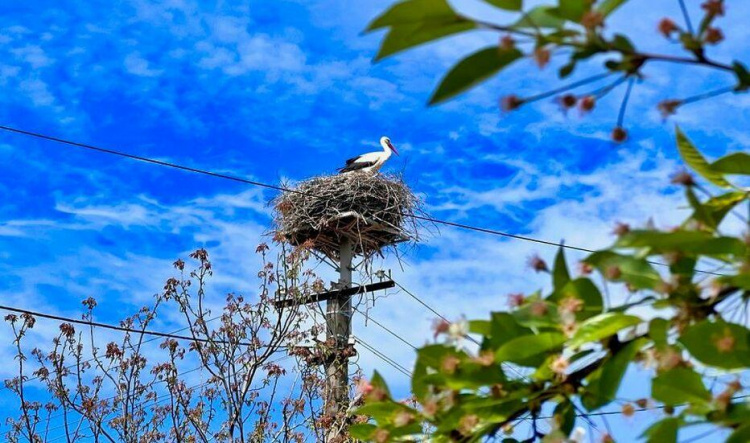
559, 94, 577, 109
579, 95, 596, 112
704, 27, 724, 44
658, 99, 682, 118
500, 95, 523, 112
701, 0, 725, 17
534, 47, 551, 69
611, 126, 628, 142
658, 18, 679, 37
500, 35, 515, 51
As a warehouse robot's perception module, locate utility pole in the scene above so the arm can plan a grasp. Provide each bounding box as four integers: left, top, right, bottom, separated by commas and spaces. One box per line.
324, 238, 353, 437
273, 239, 395, 439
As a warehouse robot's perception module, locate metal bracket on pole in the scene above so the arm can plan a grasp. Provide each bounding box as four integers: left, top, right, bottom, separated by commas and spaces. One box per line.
272, 280, 395, 309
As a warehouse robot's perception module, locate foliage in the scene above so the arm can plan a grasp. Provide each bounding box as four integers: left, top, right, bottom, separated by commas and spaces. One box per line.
2, 246, 335, 443
366, 0, 743, 140
355, 128, 750, 441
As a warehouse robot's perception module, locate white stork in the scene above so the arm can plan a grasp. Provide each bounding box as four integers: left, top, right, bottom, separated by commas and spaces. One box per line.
338, 136, 399, 174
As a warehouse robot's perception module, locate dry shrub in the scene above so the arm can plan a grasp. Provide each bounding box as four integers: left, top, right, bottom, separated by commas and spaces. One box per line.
272, 172, 423, 259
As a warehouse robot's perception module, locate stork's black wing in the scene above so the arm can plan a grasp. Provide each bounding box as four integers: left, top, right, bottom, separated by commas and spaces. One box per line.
344, 155, 362, 166
339, 160, 377, 173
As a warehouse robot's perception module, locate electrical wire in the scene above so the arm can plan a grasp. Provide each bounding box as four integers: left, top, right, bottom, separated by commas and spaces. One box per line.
391, 280, 533, 383
354, 335, 412, 377
0, 124, 727, 276
1, 124, 742, 434
392, 280, 484, 345
352, 307, 419, 351
0, 304, 285, 349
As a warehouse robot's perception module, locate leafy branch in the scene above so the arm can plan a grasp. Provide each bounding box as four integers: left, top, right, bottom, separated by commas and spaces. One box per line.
353, 129, 750, 442
366, 0, 745, 141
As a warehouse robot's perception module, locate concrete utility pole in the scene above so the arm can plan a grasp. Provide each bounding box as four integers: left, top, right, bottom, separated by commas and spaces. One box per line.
324, 238, 353, 431
272, 239, 395, 439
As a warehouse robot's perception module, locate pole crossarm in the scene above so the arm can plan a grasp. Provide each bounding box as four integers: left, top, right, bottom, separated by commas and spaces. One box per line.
272, 280, 395, 309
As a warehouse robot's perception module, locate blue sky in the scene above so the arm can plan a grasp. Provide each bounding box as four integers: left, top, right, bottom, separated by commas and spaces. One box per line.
1, 0, 749, 440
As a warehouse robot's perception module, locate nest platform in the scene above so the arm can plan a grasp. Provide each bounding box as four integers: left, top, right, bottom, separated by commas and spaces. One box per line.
272, 173, 421, 259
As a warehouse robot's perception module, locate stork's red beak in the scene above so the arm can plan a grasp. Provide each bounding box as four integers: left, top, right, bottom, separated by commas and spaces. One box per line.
387, 140, 399, 155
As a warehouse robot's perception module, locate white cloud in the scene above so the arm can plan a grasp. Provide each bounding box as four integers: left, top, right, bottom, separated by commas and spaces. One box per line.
11, 45, 53, 69
18, 78, 56, 107
124, 52, 163, 77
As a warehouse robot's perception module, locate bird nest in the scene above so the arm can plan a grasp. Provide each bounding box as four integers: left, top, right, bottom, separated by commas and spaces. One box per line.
272, 173, 423, 260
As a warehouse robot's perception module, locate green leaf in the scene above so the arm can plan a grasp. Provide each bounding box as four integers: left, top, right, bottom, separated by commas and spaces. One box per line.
412, 345, 503, 394
733, 61, 750, 91
611, 34, 635, 53
616, 230, 747, 257
569, 313, 641, 348
469, 319, 490, 335
684, 188, 746, 231
712, 153, 750, 175
548, 278, 603, 321
553, 246, 571, 291
552, 0, 588, 22
349, 423, 376, 439
366, 0, 477, 60
685, 186, 718, 230
390, 421, 423, 437
585, 251, 662, 289
582, 338, 645, 411
375, 20, 476, 60
559, 60, 577, 78
675, 126, 732, 188
462, 397, 524, 422
704, 191, 748, 213
642, 417, 679, 443
725, 402, 750, 425
413, 344, 459, 370
482, 0, 522, 11
495, 332, 565, 366
720, 274, 750, 290
487, 312, 532, 351
553, 401, 576, 436
420, 349, 506, 390
513, 6, 565, 28
652, 367, 711, 406
411, 345, 440, 400
596, 0, 627, 16
370, 370, 392, 398
728, 424, 750, 443
356, 401, 413, 422
429, 47, 522, 105
649, 318, 669, 349
679, 320, 750, 369
513, 301, 560, 329
367, 0, 460, 30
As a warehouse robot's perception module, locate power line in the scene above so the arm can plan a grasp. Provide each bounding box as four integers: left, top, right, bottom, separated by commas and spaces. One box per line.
0, 304, 286, 349
0, 125, 289, 194
394, 281, 449, 324
354, 335, 412, 377
391, 280, 534, 383
0, 124, 725, 276
352, 307, 419, 351
392, 281, 480, 346
540, 394, 750, 422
